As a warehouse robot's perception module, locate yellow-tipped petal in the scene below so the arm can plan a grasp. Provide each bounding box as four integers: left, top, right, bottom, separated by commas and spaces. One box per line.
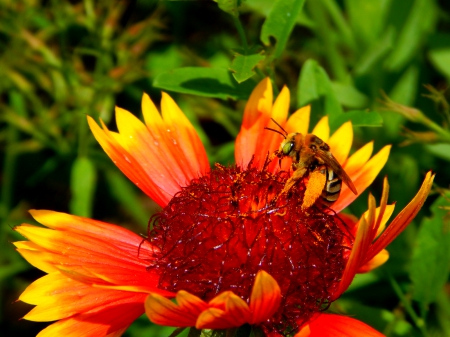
285, 105, 311, 135
197, 292, 251, 329
344, 142, 374, 177
336, 194, 377, 297
15, 246, 58, 274
145, 292, 201, 327
327, 121, 353, 164
358, 249, 390, 273
242, 78, 273, 126
333, 145, 391, 213
366, 171, 435, 262
249, 270, 281, 324
141, 93, 163, 128
271, 86, 290, 123
88, 115, 172, 206
311, 116, 330, 141
235, 78, 274, 167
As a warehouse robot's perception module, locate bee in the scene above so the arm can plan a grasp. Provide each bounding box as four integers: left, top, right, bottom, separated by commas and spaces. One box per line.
266, 119, 358, 208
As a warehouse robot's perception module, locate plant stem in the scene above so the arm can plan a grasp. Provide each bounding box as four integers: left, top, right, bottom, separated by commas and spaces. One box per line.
388, 275, 429, 337
232, 15, 248, 52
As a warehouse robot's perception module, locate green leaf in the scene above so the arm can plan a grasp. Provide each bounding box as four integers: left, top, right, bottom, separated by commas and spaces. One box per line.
331, 82, 369, 109
380, 65, 419, 138
260, 0, 306, 59
230, 51, 265, 83
385, 0, 437, 71
70, 157, 97, 217
353, 26, 395, 76
428, 48, 450, 79
425, 143, 450, 162
297, 59, 343, 130
410, 193, 450, 312
329, 110, 383, 128
105, 170, 150, 226
344, 0, 392, 47
153, 67, 255, 100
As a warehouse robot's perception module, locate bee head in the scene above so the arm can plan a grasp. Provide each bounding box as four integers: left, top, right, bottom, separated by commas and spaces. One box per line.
279, 137, 295, 156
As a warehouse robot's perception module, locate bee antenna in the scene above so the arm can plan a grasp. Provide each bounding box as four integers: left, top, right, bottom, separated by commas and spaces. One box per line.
269, 118, 288, 136
264, 127, 286, 138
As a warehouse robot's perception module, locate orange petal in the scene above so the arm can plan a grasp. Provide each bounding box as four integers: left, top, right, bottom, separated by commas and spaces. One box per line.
285, 105, 311, 135
258, 86, 291, 169
34, 291, 146, 337
88, 92, 209, 207
235, 78, 273, 167
15, 210, 168, 294
14, 242, 58, 273
358, 249, 390, 273
87, 115, 171, 207
249, 270, 282, 324
296, 313, 384, 337
115, 105, 189, 195
366, 171, 435, 263
335, 196, 375, 297
160, 92, 210, 177
241, 78, 273, 128
333, 145, 391, 213
22, 272, 146, 322
197, 292, 251, 329
28, 210, 153, 250
145, 291, 206, 327
344, 141, 374, 177
311, 116, 329, 141
271, 86, 290, 123
327, 121, 353, 164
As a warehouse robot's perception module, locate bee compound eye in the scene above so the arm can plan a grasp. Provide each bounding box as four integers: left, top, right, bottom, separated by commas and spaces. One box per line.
282, 142, 294, 155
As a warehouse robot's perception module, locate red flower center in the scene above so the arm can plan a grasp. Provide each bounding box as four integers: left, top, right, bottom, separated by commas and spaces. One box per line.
148, 163, 350, 333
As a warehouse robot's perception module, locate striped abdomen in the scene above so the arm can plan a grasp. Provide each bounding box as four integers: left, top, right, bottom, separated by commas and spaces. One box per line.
319, 165, 342, 207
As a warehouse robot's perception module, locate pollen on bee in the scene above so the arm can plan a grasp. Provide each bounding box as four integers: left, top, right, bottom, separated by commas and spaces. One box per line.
302, 170, 326, 209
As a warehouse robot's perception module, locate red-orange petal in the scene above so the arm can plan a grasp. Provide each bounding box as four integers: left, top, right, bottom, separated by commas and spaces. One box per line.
145, 270, 281, 330
358, 249, 390, 273
145, 291, 206, 327
285, 105, 311, 135
327, 121, 353, 164
235, 78, 273, 167
197, 292, 251, 329
88, 115, 172, 207
365, 171, 435, 263
296, 313, 384, 337
333, 145, 391, 213
15, 211, 165, 292
311, 116, 330, 141
249, 270, 282, 324
35, 291, 146, 337
88, 92, 209, 207
335, 197, 375, 297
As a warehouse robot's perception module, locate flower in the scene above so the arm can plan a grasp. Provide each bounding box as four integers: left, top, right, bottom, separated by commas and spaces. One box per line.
15, 78, 434, 337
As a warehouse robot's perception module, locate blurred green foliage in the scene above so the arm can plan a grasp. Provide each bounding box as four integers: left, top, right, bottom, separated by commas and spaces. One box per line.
1, 0, 450, 336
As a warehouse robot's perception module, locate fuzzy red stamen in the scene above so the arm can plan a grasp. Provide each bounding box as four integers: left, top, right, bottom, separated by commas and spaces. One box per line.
148, 163, 349, 333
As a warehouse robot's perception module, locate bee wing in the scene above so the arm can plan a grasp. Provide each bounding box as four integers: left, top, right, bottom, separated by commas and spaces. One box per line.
315, 150, 358, 195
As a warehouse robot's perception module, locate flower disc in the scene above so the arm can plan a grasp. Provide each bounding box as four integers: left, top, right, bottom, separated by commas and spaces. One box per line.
148, 164, 349, 332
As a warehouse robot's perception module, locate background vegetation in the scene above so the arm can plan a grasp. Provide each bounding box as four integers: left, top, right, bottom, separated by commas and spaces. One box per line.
1, 0, 450, 336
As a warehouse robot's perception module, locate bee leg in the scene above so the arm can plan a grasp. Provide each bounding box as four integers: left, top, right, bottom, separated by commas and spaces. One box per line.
302, 166, 327, 209
282, 167, 308, 194
268, 151, 278, 161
